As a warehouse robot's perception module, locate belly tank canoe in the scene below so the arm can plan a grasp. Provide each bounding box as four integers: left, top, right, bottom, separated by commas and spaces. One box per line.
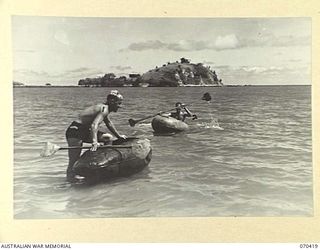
72, 138, 152, 182
151, 115, 189, 134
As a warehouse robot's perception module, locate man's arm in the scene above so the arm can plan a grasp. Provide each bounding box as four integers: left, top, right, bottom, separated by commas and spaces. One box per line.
104, 116, 122, 139
90, 111, 105, 151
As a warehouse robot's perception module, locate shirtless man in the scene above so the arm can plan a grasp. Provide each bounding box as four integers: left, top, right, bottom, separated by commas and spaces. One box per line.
170, 102, 197, 122
65, 90, 126, 180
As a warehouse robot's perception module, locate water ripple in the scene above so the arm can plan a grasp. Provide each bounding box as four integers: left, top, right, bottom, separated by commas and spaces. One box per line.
13, 86, 312, 218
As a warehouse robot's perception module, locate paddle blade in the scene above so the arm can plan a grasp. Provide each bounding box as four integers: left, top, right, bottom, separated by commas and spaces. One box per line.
128, 118, 136, 127
40, 142, 61, 157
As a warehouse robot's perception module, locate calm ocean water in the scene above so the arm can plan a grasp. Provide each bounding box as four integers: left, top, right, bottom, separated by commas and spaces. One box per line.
13, 86, 312, 219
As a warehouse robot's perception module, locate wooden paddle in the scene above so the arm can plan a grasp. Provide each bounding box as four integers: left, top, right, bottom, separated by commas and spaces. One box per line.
128, 108, 176, 127
40, 142, 132, 157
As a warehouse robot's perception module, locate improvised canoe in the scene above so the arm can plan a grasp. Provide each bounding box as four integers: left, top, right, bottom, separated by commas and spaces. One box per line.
72, 138, 152, 182
151, 115, 189, 134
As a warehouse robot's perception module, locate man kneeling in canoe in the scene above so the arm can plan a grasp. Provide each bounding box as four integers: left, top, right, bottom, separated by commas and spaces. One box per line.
65, 90, 127, 180
170, 102, 198, 122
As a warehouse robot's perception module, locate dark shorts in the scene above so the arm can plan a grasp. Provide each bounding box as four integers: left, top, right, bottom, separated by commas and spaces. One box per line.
65, 121, 103, 143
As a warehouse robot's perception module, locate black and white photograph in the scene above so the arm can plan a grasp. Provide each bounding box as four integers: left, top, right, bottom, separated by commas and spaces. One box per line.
12, 16, 312, 219
2, 0, 320, 245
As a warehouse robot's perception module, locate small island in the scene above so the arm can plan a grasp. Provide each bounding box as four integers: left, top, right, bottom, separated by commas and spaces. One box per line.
78, 58, 224, 87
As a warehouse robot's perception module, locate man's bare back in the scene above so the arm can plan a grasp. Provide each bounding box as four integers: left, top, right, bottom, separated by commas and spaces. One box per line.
77, 104, 109, 125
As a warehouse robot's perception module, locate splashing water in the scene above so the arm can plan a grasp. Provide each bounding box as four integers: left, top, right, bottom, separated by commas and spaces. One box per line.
197, 116, 224, 130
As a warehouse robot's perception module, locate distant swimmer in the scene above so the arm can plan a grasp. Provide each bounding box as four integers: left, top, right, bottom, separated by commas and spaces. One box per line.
65, 90, 127, 181
202, 92, 212, 102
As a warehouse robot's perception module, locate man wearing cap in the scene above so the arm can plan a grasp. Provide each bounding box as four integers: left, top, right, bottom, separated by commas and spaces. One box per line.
65, 90, 127, 180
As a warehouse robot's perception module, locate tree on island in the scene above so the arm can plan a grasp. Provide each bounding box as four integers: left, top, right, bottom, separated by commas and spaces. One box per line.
78, 72, 142, 87
180, 57, 190, 64
103, 73, 116, 81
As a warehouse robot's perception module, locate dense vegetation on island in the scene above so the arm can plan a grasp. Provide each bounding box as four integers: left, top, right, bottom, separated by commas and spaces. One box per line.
78, 73, 140, 87
78, 58, 223, 87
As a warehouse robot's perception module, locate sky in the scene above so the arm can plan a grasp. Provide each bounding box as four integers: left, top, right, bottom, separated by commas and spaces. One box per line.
12, 16, 311, 85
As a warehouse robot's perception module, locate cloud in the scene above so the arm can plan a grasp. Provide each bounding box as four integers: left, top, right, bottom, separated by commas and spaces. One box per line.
125, 40, 166, 51
58, 68, 104, 78
122, 38, 235, 52
121, 35, 242, 52
66, 67, 92, 73
235, 66, 288, 76
216, 64, 310, 84
243, 66, 269, 74
167, 40, 208, 51
240, 33, 310, 48
214, 34, 240, 50
215, 64, 308, 78
14, 69, 50, 77
202, 60, 215, 65
270, 35, 310, 47
122, 33, 310, 52
230, 65, 309, 79
14, 67, 104, 80
110, 65, 133, 71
